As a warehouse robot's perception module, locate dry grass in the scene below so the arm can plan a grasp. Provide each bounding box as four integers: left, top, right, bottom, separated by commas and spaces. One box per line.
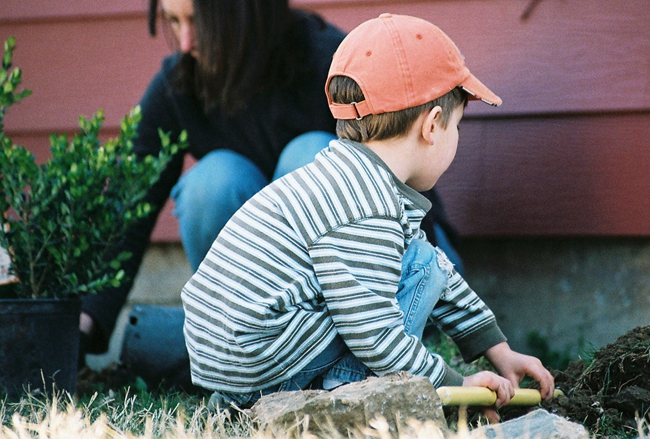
2, 389, 650, 439
0, 387, 251, 439
0, 388, 474, 439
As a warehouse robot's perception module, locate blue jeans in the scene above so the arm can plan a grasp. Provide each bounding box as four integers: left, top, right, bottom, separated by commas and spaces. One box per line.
213, 239, 451, 409
171, 131, 336, 270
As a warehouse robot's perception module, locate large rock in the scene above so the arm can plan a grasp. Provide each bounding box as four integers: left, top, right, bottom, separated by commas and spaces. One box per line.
468, 409, 589, 439
249, 374, 588, 439
249, 372, 447, 437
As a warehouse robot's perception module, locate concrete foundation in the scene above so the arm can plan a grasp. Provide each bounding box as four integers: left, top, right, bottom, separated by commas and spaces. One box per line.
87, 238, 650, 371
461, 237, 650, 362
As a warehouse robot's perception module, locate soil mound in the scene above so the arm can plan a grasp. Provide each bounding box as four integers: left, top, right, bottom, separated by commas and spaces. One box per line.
542, 325, 650, 435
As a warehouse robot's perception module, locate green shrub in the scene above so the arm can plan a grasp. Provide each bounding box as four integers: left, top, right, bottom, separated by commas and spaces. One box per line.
0, 36, 188, 298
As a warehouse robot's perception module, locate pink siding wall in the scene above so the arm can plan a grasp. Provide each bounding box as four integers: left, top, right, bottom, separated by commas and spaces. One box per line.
2, 0, 649, 240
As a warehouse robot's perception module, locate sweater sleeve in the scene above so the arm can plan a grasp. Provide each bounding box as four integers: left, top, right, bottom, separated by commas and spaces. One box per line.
430, 249, 507, 363
310, 219, 459, 388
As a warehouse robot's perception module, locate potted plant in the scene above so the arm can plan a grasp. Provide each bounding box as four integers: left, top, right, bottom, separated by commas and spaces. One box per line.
0, 36, 187, 398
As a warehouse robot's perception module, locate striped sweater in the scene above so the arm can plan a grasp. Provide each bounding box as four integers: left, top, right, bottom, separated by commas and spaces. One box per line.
181, 139, 506, 393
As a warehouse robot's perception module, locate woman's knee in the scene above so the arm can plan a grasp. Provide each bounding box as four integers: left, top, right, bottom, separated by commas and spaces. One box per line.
273, 131, 336, 180
172, 150, 267, 213
171, 150, 268, 269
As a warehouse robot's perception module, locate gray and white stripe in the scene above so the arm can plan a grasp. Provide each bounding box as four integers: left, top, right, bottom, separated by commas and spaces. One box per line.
181, 139, 501, 392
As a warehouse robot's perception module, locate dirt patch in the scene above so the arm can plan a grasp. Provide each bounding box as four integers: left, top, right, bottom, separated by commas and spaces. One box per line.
76, 363, 205, 396
539, 326, 650, 435
77, 363, 141, 395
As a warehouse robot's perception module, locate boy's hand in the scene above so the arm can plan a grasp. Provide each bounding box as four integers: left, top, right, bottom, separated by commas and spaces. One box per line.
460, 341, 555, 423
484, 341, 556, 400
462, 371, 514, 422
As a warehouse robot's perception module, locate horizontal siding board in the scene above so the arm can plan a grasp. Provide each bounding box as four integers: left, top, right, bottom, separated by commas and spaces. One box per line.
0, 0, 358, 21
3, 0, 403, 22
1, 17, 169, 133
0, 0, 144, 22
437, 112, 650, 236
2, 0, 649, 133
2, 0, 649, 239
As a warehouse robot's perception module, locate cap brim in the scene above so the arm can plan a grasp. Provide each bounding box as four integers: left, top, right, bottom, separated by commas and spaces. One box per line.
460, 73, 502, 106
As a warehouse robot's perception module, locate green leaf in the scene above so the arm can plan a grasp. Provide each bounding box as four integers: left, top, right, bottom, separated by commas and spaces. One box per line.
47, 246, 61, 259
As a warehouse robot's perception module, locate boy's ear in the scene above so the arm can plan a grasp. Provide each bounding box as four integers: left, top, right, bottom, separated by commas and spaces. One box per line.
422, 106, 443, 145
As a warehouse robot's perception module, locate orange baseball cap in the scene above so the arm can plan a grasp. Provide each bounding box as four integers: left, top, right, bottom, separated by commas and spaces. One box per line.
326, 13, 502, 120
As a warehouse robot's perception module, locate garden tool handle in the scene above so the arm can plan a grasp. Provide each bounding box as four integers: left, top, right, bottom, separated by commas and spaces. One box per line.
436, 386, 565, 406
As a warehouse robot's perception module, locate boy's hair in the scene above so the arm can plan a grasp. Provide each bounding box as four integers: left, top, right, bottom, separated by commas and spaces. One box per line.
325, 14, 501, 128
329, 75, 468, 142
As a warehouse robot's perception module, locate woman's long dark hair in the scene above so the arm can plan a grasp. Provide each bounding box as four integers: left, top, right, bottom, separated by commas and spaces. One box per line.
149, 0, 314, 115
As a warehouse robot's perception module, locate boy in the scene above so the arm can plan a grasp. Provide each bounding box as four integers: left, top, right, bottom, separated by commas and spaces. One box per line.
180, 13, 555, 417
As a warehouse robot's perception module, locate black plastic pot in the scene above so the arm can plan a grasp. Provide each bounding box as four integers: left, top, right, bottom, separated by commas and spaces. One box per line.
0, 298, 81, 398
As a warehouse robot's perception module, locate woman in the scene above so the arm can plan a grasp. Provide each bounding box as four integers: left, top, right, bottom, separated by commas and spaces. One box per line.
79, 0, 462, 374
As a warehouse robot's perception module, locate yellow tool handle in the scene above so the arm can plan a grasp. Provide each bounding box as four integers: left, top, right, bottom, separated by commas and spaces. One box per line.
436, 387, 564, 406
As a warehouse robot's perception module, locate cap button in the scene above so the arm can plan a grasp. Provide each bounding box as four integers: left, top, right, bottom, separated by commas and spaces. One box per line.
379, 13, 392, 18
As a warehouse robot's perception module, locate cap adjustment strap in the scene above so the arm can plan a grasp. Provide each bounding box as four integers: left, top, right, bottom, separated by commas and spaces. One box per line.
328, 100, 372, 120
